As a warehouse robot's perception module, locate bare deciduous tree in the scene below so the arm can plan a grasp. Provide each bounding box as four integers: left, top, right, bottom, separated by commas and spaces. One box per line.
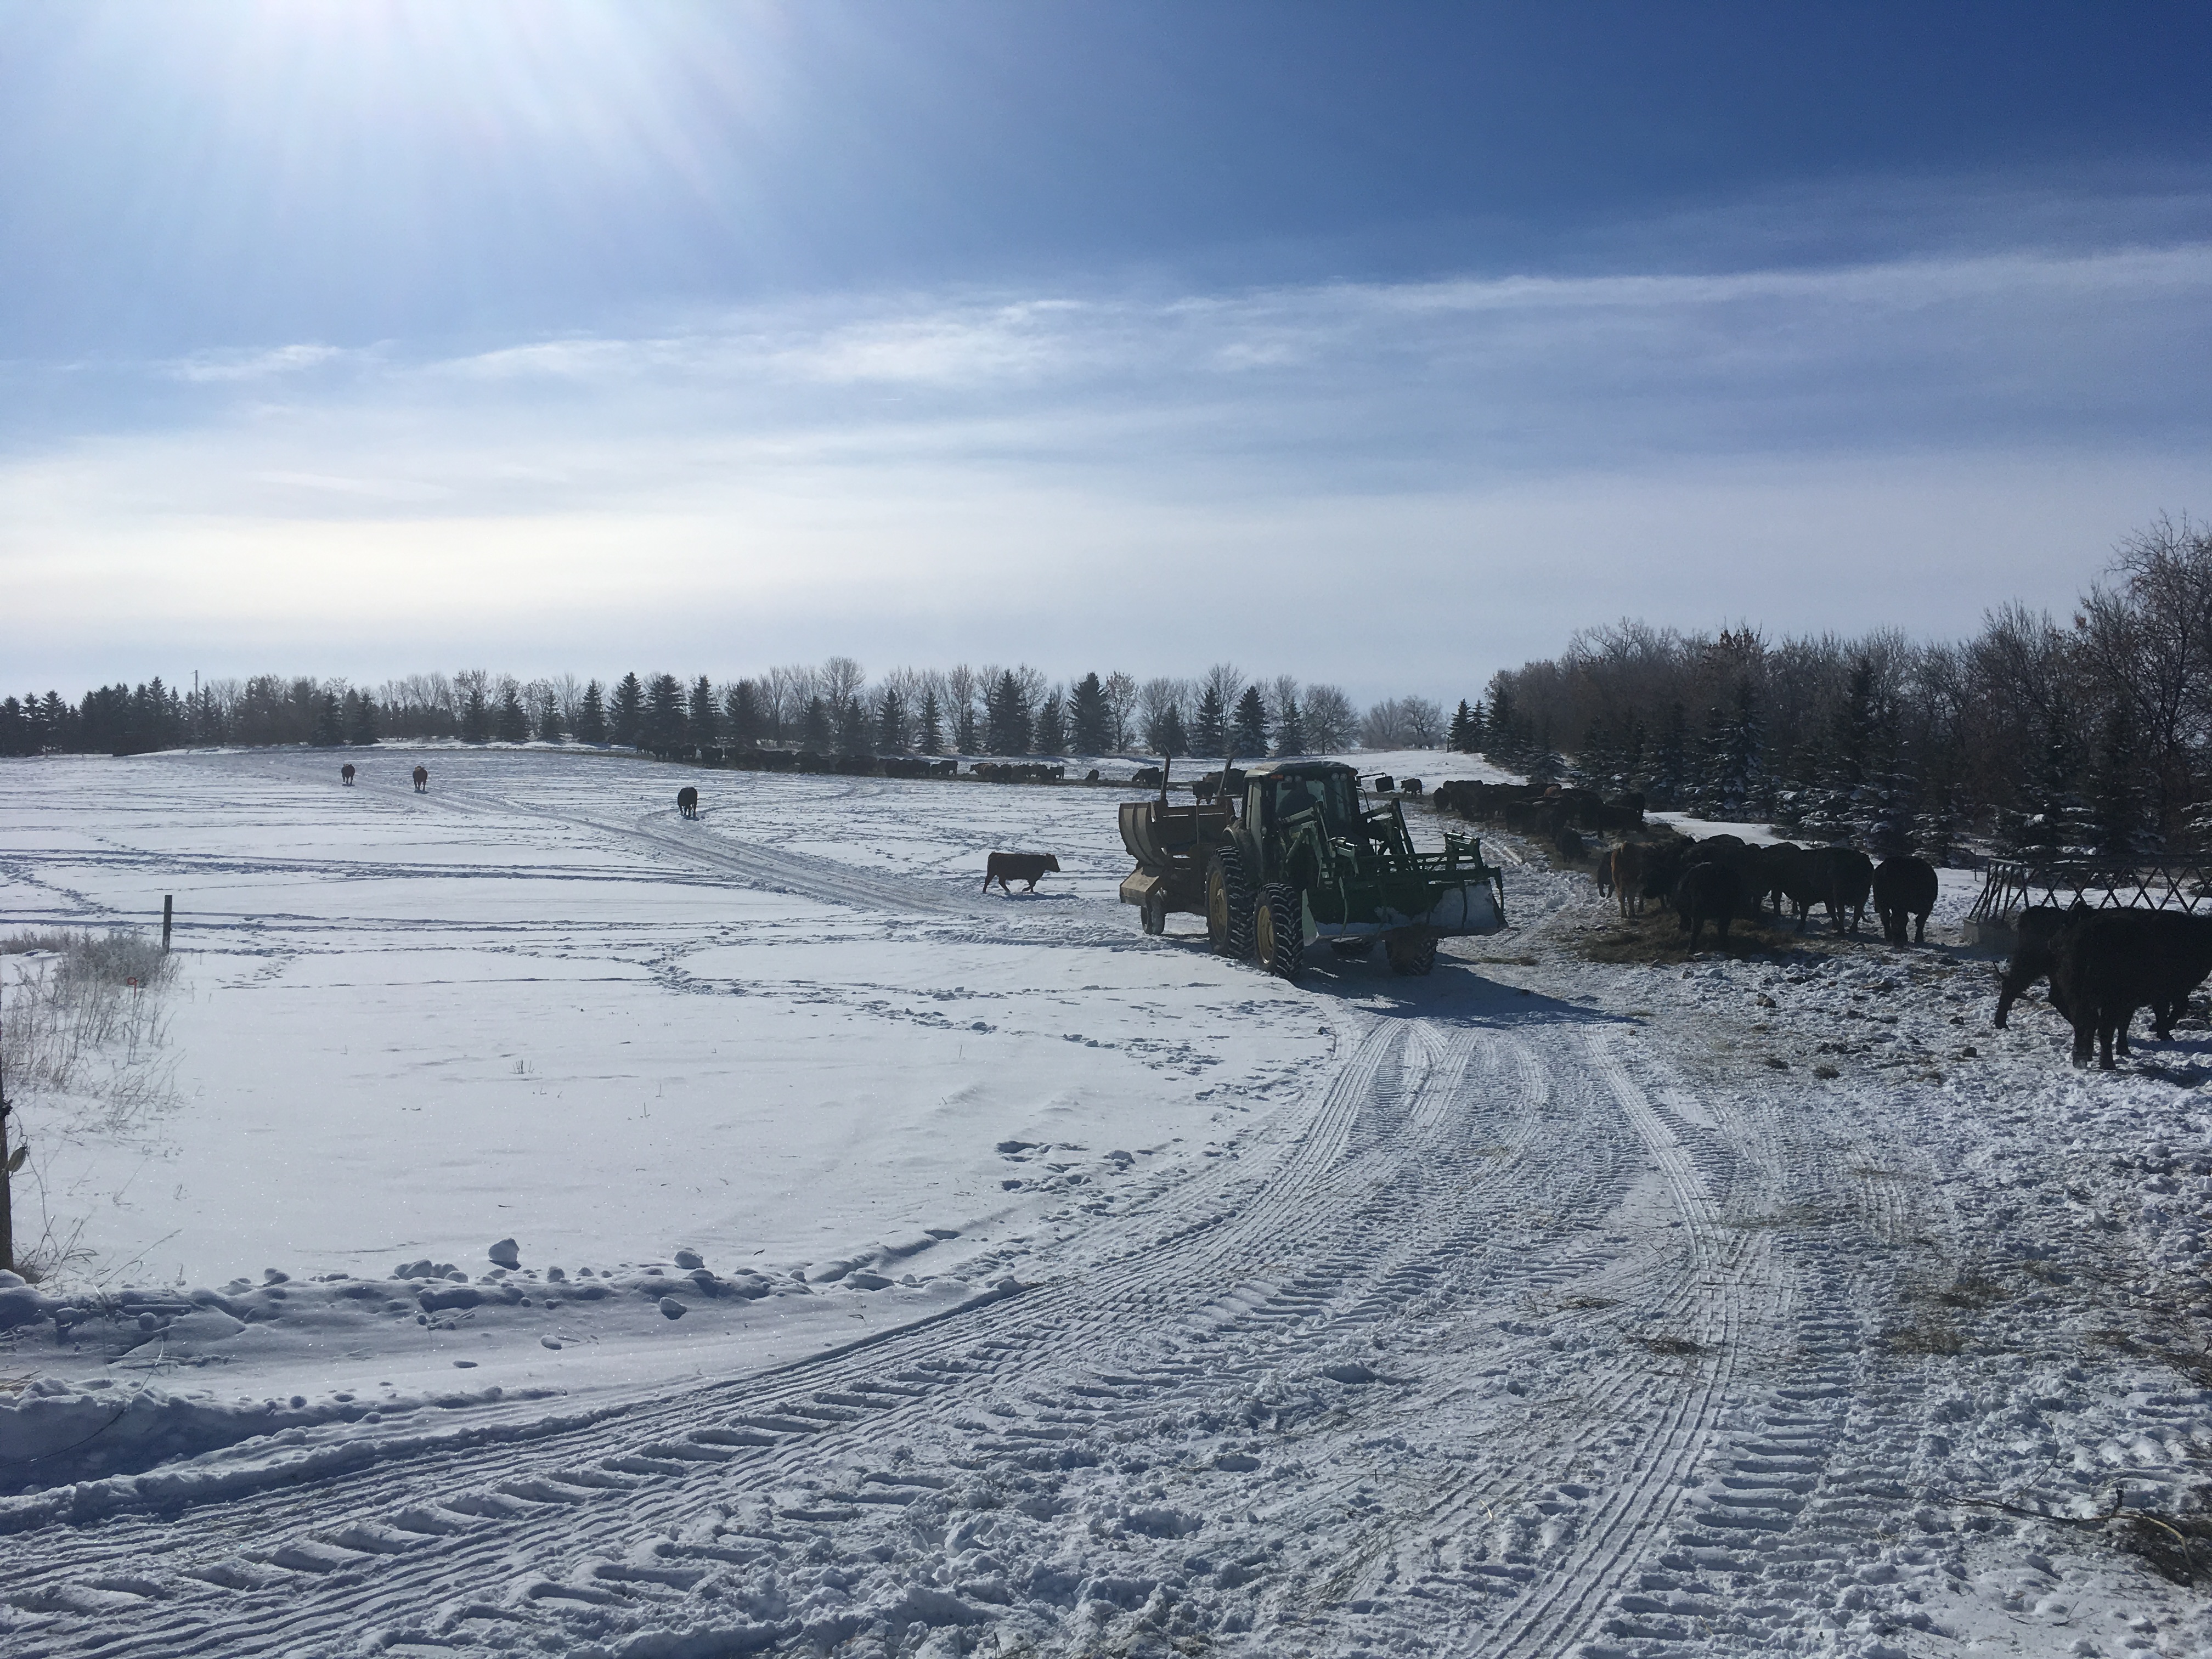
1102, 671, 1138, 752
1303, 684, 1356, 751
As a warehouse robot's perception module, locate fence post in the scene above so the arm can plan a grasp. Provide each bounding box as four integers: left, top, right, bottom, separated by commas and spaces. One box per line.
162, 895, 173, 955
0, 998, 13, 1274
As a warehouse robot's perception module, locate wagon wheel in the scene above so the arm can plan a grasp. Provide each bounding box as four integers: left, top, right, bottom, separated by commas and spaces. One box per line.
1255, 885, 1305, 982
1386, 929, 1438, 977
1329, 937, 1375, 959
1141, 888, 1167, 935
1206, 845, 1256, 958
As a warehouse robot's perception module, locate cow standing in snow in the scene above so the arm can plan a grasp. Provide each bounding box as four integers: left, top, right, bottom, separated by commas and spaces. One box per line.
1675, 862, 1740, 952
1871, 856, 1939, 945
1608, 842, 1646, 917
985, 852, 1061, 894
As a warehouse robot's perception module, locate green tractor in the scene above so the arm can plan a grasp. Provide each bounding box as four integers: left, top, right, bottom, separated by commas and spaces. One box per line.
1118, 760, 1506, 979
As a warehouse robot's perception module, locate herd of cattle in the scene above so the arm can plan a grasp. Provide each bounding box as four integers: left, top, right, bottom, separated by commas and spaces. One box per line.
642, 746, 1103, 785
1432, 780, 1938, 950
1436, 777, 2211, 1070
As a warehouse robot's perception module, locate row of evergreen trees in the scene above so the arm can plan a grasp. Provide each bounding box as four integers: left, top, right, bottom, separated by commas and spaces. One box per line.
1466, 517, 2212, 864
2, 663, 1409, 762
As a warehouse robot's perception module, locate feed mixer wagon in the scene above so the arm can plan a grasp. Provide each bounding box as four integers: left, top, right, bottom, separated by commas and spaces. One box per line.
1118, 760, 1505, 979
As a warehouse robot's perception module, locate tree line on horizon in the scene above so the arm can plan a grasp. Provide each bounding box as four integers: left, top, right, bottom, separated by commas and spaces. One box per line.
0, 661, 1456, 763
1458, 515, 2212, 864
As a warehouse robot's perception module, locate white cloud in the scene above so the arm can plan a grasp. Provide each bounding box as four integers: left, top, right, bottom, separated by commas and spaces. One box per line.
161, 342, 356, 383
5, 247, 2211, 693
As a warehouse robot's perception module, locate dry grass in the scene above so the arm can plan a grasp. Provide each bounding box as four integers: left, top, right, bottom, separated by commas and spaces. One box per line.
1569, 908, 1844, 966
1887, 1316, 1966, 1355
1920, 1276, 2008, 1311
1887, 1272, 2008, 1356
2115, 1505, 2212, 1585
1, 928, 179, 1133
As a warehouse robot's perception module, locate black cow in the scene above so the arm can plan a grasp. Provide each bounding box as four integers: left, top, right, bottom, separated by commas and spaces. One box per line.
1677, 862, 1740, 952
340, 763, 356, 785
412, 765, 429, 793
1757, 843, 1803, 918
985, 852, 1061, 894
1871, 856, 1939, 945
677, 786, 699, 819
1994, 904, 2081, 1031
1800, 845, 1873, 935
1685, 835, 1766, 920
1639, 837, 1694, 911
2050, 909, 2212, 1068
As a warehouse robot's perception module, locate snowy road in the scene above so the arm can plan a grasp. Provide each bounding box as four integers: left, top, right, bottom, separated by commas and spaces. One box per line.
4, 748, 2211, 1656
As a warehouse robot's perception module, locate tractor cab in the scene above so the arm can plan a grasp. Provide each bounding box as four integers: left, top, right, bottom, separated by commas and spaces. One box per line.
1242, 761, 1360, 840
1243, 761, 1414, 864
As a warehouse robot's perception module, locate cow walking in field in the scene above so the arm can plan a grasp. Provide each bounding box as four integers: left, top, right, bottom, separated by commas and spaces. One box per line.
985, 852, 1061, 894
413, 765, 429, 793
341, 763, 356, 785
677, 786, 699, 819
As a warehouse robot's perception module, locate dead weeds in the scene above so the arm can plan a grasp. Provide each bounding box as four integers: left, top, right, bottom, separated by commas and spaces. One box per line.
1888, 1316, 1966, 1355
1954, 1483, 2212, 1587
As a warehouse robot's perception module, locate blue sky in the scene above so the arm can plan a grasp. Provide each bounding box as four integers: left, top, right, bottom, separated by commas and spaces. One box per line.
4, 2, 2210, 701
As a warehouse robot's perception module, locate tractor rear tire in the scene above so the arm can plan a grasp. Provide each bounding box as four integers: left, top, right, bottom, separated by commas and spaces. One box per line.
1386, 930, 1438, 977
1141, 888, 1167, 935
1255, 884, 1305, 982
1207, 845, 1256, 959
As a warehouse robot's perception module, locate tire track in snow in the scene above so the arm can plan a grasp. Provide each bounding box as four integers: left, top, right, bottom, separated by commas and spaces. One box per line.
419, 770, 980, 920
1302, 1026, 1775, 1656
2, 1014, 1630, 1655
0, 1019, 1415, 1643
3, 1009, 1820, 1659
1471, 1031, 1765, 1657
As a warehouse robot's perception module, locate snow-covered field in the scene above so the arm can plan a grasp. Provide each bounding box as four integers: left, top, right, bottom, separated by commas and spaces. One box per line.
2, 745, 2209, 1657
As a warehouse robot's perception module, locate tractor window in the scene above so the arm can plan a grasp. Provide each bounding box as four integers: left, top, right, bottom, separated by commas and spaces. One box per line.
1318, 773, 1358, 832
1272, 776, 1322, 825
1263, 771, 1359, 837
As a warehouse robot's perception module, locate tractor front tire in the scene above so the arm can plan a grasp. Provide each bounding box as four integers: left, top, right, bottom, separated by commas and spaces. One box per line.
1386, 929, 1438, 977
1206, 845, 1256, 959
1255, 884, 1305, 982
